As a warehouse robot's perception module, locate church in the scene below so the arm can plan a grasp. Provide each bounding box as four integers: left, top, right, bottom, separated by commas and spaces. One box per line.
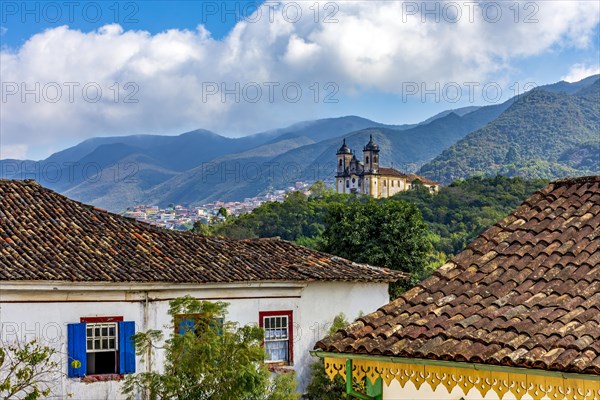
335, 136, 439, 197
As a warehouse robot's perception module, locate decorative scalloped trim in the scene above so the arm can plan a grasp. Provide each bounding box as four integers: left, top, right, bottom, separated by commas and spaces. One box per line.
324, 357, 600, 400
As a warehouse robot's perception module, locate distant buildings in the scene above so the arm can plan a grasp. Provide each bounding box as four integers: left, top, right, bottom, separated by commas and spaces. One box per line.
335, 136, 440, 197
124, 138, 442, 230
123, 183, 313, 229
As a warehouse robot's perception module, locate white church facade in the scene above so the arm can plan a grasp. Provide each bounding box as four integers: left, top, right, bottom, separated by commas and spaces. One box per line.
335, 136, 440, 197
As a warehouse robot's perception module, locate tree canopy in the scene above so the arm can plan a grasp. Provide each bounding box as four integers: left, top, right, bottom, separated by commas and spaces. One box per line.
122, 296, 299, 400
193, 176, 548, 292
391, 175, 548, 254
320, 198, 435, 291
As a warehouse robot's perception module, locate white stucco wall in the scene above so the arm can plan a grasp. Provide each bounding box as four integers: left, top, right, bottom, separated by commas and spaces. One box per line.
347, 175, 361, 192
296, 281, 389, 389
0, 280, 389, 399
337, 178, 345, 193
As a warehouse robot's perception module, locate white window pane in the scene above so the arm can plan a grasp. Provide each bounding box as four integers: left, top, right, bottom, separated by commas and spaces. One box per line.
262, 315, 290, 362
265, 340, 288, 362
85, 322, 119, 353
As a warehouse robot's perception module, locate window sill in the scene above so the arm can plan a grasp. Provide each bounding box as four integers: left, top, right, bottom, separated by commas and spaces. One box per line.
81, 374, 123, 383
266, 362, 293, 373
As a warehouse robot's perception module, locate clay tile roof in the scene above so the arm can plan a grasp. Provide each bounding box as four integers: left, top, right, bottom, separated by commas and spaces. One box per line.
378, 168, 439, 186
0, 179, 406, 284
378, 167, 405, 178
316, 176, 600, 375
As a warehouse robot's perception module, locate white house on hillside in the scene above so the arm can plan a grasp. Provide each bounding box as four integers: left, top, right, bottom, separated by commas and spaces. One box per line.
0, 179, 405, 399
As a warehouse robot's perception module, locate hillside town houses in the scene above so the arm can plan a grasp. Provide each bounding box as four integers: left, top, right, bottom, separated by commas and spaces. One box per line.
123, 182, 312, 229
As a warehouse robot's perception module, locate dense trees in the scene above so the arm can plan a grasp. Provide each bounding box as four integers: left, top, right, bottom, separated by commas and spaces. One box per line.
321, 199, 435, 292
194, 176, 548, 290
122, 297, 299, 400
392, 176, 548, 254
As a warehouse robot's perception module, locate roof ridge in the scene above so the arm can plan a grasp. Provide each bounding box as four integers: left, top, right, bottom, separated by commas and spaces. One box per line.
550, 175, 600, 186
241, 236, 281, 242
0, 178, 40, 185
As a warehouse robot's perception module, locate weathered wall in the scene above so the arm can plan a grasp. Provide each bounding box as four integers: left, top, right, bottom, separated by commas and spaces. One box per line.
0, 280, 389, 399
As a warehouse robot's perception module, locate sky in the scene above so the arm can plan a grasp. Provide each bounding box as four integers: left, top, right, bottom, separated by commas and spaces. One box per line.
1, 1, 599, 160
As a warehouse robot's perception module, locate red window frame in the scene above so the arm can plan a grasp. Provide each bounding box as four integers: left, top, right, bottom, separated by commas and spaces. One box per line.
80, 316, 123, 376
80, 316, 124, 323
259, 310, 293, 365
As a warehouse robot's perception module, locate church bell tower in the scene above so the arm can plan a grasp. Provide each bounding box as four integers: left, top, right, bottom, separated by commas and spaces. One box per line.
363, 134, 379, 174
336, 139, 352, 175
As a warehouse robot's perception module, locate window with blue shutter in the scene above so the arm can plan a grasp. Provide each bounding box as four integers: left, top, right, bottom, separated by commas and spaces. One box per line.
67, 323, 87, 378
68, 317, 136, 378
175, 314, 224, 336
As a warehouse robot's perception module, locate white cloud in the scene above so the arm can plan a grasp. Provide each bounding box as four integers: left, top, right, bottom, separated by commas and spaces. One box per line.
0, 144, 28, 160
1, 1, 599, 159
562, 63, 600, 82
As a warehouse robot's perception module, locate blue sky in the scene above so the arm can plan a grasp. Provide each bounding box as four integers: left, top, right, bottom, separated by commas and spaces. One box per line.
1, 1, 599, 160
1, 1, 258, 45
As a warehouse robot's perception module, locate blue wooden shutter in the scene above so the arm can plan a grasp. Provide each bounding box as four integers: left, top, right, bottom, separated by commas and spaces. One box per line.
179, 319, 195, 335
119, 321, 136, 374
67, 323, 87, 378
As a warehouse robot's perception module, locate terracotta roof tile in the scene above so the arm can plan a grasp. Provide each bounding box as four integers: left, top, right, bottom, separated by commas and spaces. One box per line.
377, 168, 439, 186
316, 176, 600, 375
0, 179, 406, 284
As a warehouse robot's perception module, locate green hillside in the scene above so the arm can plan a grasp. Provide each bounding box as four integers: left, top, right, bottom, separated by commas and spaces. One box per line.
202, 176, 548, 260
420, 80, 600, 183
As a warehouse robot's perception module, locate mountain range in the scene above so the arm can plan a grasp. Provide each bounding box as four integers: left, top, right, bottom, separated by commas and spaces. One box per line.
420, 77, 600, 183
1, 75, 598, 211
